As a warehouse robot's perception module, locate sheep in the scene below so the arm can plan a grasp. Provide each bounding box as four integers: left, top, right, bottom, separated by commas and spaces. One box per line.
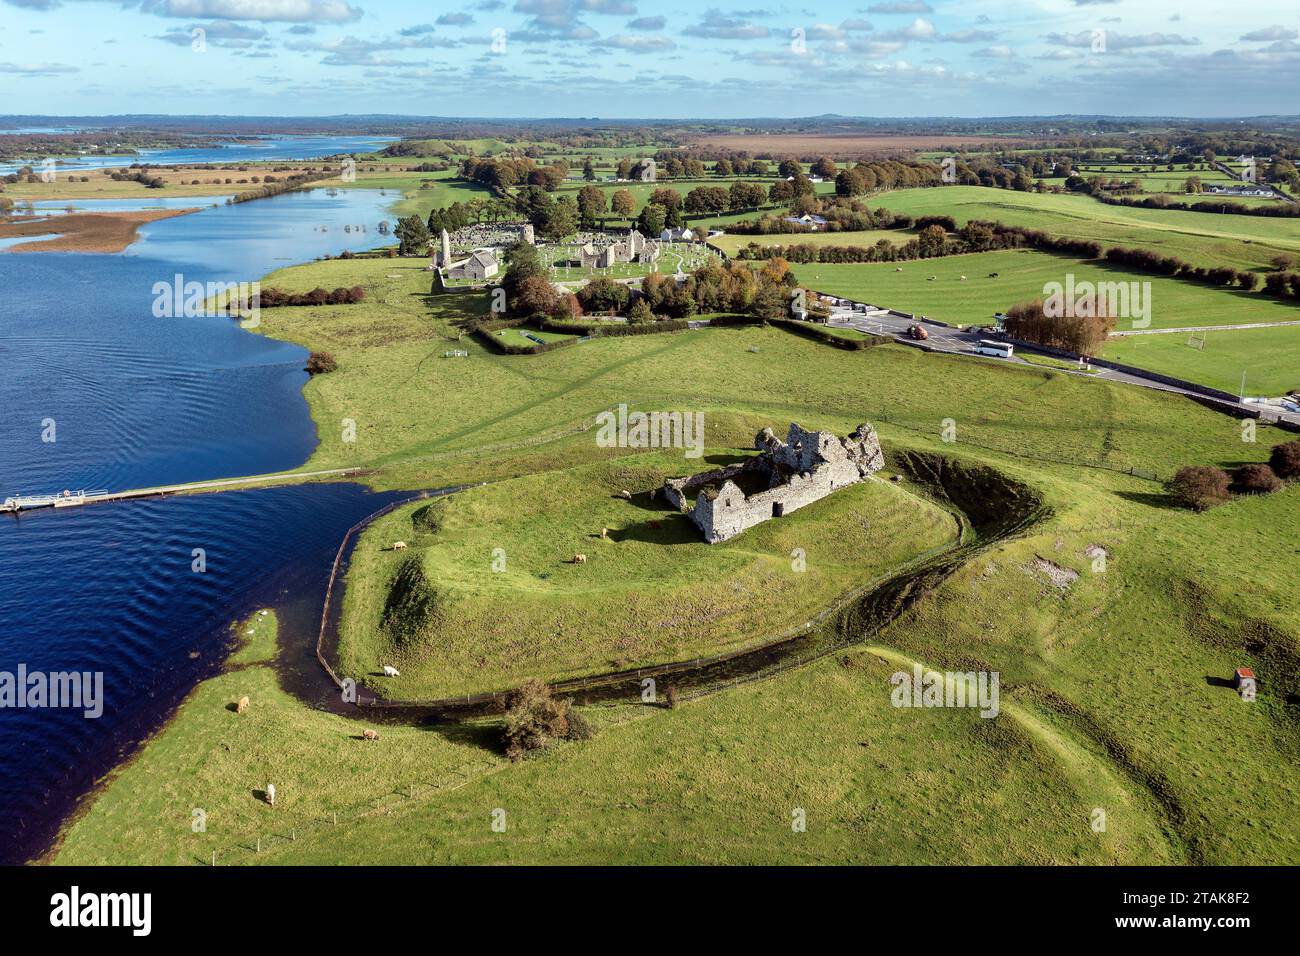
989, 272, 999, 278
928, 275, 937, 281
619, 489, 633, 500
392, 541, 407, 551
959, 275, 967, 281
894, 267, 903, 272
236, 695, 250, 714
383, 665, 401, 677
362, 728, 380, 742
573, 553, 587, 564
266, 783, 276, 807
600, 527, 609, 539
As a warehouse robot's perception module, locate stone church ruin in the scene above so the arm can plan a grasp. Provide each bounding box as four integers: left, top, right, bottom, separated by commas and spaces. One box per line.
661, 423, 884, 543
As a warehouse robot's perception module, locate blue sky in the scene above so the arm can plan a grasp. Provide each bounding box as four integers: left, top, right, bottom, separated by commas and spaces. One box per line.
1, 0, 1298, 117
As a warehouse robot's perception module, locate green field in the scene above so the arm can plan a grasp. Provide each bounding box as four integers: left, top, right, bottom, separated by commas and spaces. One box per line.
51, 238, 1300, 867
867, 185, 1300, 273
709, 228, 912, 258
1103, 325, 1300, 396
340, 169, 494, 219
495, 326, 575, 347
791, 248, 1299, 332
338, 455, 956, 699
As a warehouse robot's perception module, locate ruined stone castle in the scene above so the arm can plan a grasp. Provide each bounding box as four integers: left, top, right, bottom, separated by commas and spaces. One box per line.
661, 423, 884, 543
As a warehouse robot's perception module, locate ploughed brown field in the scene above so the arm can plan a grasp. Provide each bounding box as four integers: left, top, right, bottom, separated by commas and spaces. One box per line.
687, 132, 1032, 156
0, 208, 198, 253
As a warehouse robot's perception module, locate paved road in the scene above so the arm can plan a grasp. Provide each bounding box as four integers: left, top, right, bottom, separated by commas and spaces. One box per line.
820, 303, 1300, 428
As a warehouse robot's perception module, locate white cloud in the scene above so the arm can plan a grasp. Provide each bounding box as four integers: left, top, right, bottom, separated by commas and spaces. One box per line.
141, 0, 362, 23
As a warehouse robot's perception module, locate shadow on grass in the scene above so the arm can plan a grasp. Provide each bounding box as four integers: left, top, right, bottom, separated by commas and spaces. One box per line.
419, 718, 503, 755
608, 515, 700, 546
1113, 490, 1178, 510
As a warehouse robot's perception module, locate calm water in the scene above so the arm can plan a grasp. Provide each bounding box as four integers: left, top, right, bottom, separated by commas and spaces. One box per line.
0, 133, 397, 175
0, 175, 404, 862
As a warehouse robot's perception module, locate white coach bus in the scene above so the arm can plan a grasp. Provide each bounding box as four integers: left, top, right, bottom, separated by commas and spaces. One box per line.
974, 339, 1014, 359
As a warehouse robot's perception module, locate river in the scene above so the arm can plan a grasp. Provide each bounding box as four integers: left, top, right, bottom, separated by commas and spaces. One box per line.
0, 156, 409, 863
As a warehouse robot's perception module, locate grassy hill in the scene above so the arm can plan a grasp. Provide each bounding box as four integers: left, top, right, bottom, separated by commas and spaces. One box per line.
338, 454, 957, 699
50, 238, 1300, 867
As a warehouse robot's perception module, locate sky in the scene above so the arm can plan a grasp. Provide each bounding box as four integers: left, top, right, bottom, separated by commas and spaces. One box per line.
0, 0, 1298, 118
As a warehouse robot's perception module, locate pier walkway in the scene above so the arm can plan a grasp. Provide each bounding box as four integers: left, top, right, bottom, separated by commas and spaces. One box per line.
2, 468, 365, 514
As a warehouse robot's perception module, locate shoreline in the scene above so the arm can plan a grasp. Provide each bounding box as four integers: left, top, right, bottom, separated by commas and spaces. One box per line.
28, 185, 408, 864
0, 207, 198, 253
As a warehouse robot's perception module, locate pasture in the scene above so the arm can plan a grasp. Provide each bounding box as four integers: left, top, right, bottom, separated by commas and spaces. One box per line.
50, 251, 1300, 867
791, 248, 1299, 332
866, 185, 1300, 273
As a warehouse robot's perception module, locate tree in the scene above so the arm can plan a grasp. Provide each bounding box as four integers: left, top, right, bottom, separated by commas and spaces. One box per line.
811, 156, 837, 179
538, 195, 578, 241
917, 224, 947, 257
616, 157, 632, 180
1003, 298, 1115, 356
502, 679, 592, 761
1233, 463, 1282, 494
683, 185, 729, 214
610, 188, 635, 218
514, 274, 560, 318
501, 239, 545, 304
395, 214, 431, 256
577, 185, 607, 227
648, 187, 682, 210
577, 276, 630, 314
728, 181, 766, 210
637, 202, 666, 237
1166, 466, 1232, 511
1269, 440, 1300, 479
628, 297, 656, 323
582, 156, 596, 181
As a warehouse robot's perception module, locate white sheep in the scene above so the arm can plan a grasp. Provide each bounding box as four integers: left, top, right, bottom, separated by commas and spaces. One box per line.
383, 665, 401, 677
266, 783, 276, 807
392, 541, 408, 551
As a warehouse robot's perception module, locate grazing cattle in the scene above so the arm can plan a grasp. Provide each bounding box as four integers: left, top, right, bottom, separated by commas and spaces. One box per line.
266, 784, 276, 807
236, 695, 250, 714
362, 728, 380, 742
573, 553, 587, 564
383, 665, 401, 677
989, 272, 999, 278
392, 541, 407, 551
